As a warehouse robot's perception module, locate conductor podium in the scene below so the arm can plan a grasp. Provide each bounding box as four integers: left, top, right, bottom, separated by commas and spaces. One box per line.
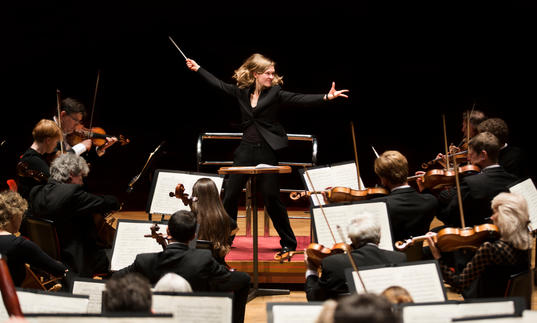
218, 165, 293, 302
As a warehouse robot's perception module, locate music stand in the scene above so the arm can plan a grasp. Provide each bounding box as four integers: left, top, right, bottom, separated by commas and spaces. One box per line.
218, 165, 292, 302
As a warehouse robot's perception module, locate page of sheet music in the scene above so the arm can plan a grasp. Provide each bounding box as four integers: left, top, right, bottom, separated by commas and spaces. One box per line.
303, 163, 364, 206
26, 316, 176, 323
110, 221, 168, 271
271, 305, 323, 323
402, 301, 515, 323
312, 202, 393, 250
0, 291, 89, 321
452, 317, 525, 323
72, 280, 106, 314
149, 172, 223, 215
152, 294, 232, 323
509, 178, 537, 231
352, 262, 445, 303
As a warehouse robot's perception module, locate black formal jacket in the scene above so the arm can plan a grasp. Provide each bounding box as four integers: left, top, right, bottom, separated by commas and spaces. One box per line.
197, 67, 325, 150
28, 180, 119, 276
371, 186, 438, 243
438, 166, 519, 227
499, 144, 529, 180
17, 148, 50, 200
115, 242, 231, 290
305, 244, 407, 301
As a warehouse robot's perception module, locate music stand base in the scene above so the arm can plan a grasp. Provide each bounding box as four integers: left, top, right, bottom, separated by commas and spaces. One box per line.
247, 287, 290, 302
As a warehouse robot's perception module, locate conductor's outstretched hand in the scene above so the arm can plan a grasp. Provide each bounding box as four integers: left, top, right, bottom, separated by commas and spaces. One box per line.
186, 58, 200, 72
326, 82, 349, 100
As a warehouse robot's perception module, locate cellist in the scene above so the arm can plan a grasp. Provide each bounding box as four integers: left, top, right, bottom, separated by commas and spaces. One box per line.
427, 192, 531, 298
304, 213, 406, 301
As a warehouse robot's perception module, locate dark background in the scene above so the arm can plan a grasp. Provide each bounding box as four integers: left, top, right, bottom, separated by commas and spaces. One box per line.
2, 1, 536, 210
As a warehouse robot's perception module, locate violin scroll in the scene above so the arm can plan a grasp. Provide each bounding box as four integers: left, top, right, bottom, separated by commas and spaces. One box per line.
169, 183, 197, 207
144, 223, 168, 250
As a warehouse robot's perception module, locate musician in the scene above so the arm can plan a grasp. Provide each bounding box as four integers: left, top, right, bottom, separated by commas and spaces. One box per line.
427, 192, 531, 298
370, 150, 438, 243
0, 190, 67, 286
28, 153, 120, 277
436, 132, 519, 228
191, 178, 237, 264
476, 117, 530, 180
54, 97, 117, 157
115, 210, 250, 323
304, 213, 406, 301
17, 119, 62, 199
186, 53, 348, 256
102, 273, 152, 313
332, 293, 400, 323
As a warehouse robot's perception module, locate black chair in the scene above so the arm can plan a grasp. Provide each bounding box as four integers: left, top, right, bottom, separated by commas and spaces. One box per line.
20, 216, 61, 261
504, 269, 534, 309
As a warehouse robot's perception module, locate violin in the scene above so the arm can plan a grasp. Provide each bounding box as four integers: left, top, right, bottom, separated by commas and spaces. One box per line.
66, 125, 130, 148
408, 164, 480, 191
16, 161, 48, 183
305, 242, 347, 266
421, 150, 468, 170
395, 223, 499, 252
290, 186, 388, 203
144, 223, 168, 250
169, 183, 197, 207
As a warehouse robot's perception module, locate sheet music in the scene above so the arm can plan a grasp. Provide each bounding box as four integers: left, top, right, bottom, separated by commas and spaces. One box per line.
110, 221, 168, 271
26, 315, 175, 323
509, 178, 537, 231
149, 171, 223, 215
72, 280, 106, 313
303, 162, 364, 206
271, 304, 323, 323
452, 317, 524, 322
312, 202, 393, 250
402, 301, 515, 323
152, 294, 232, 323
352, 262, 445, 303
0, 290, 89, 321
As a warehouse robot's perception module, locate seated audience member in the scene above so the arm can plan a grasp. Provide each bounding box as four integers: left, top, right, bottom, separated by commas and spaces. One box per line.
370, 150, 438, 243
0, 190, 67, 286
190, 178, 237, 264
28, 153, 120, 277
333, 293, 401, 323
381, 286, 414, 304
102, 272, 152, 313
305, 213, 406, 301
115, 210, 250, 323
153, 272, 193, 293
477, 117, 530, 179
427, 192, 531, 298
17, 119, 62, 200
435, 132, 519, 228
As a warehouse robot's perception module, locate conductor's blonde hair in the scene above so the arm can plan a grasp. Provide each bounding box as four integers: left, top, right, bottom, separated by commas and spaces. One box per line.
233, 53, 283, 89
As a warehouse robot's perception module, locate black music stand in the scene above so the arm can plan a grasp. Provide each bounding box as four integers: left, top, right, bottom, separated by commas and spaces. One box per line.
218, 165, 292, 302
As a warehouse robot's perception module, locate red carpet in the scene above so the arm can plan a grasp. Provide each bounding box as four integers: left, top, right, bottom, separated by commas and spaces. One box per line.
226, 236, 310, 261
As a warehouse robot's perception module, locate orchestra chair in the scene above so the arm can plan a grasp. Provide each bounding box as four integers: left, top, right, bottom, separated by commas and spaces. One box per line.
21, 264, 62, 292
504, 269, 534, 309
20, 216, 61, 261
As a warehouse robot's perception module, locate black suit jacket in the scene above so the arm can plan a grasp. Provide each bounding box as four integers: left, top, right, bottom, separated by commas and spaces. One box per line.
116, 243, 231, 290
439, 166, 519, 227
371, 187, 438, 243
499, 145, 529, 180
28, 180, 119, 276
305, 244, 407, 301
197, 67, 325, 150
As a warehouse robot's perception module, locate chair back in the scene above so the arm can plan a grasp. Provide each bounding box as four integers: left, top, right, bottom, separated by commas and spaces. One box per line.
505, 269, 534, 309
21, 217, 61, 261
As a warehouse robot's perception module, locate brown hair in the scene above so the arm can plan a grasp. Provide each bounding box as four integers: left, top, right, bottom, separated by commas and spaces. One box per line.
468, 132, 501, 162
32, 119, 62, 143
232, 53, 283, 89
191, 178, 232, 258
477, 117, 509, 145
381, 286, 414, 304
374, 150, 408, 186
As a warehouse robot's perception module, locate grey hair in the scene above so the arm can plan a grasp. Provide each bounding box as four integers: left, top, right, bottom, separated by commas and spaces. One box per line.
491, 192, 531, 250
49, 153, 89, 183
347, 213, 381, 247
153, 273, 193, 293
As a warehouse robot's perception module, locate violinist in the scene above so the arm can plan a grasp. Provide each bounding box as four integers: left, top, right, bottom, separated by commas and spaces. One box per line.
17, 119, 62, 199
304, 213, 406, 301
190, 178, 237, 265
435, 132, 519, 228
53, 97, 117, 158
477, 117, 530, 180
427, 192, 531, 298
368, 150, 438, 244
186, 53, 349, 257
28, 153, 120, 277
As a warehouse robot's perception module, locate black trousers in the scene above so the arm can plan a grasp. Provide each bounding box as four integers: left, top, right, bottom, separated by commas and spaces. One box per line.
222, 141, 297, 250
